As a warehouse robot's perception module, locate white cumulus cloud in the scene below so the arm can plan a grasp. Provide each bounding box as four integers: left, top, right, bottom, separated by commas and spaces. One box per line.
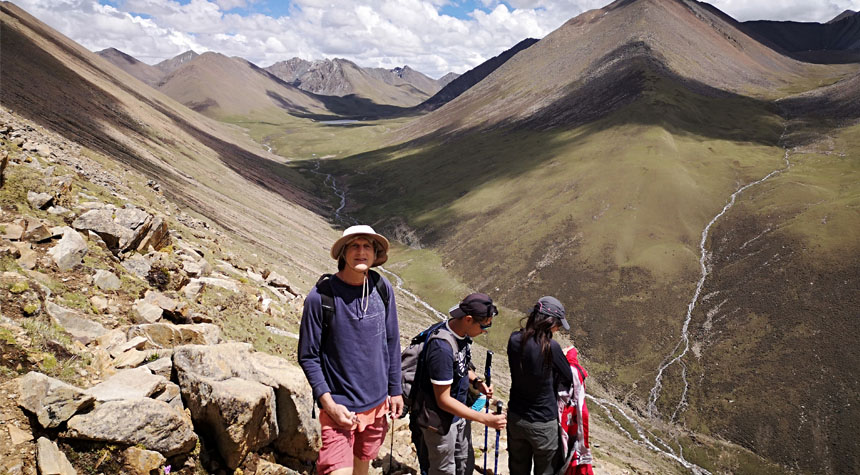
11, 0, 860, 78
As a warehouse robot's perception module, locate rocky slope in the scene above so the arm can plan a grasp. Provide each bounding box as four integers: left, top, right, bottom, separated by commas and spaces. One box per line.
264, 58, 440, 107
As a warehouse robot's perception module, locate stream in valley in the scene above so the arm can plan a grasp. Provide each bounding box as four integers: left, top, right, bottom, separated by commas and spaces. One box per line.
647, 126, 793, 423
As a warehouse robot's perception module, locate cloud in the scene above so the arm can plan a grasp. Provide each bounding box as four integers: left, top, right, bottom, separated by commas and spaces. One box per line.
12, 0, 860, 79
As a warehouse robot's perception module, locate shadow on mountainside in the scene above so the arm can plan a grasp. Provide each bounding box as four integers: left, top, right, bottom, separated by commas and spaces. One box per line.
0, 16, 171, 181
1, 5, 325, 223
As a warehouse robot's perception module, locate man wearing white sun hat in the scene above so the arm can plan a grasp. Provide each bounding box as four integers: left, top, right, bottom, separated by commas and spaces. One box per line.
299, 225, 403, 475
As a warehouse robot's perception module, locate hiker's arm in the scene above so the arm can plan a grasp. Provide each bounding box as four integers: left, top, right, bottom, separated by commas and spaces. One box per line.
384, 279, 402, 399
432, 383, 506, 430
297, 292, 331, 401
468, 369, 494, 398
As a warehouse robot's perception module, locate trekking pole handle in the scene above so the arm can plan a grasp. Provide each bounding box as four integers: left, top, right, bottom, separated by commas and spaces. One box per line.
484, 350, 493, 387
495, 400, 503, 415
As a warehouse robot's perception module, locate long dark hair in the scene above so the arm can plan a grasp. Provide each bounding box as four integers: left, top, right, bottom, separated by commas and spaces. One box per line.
519, 308, 557, 369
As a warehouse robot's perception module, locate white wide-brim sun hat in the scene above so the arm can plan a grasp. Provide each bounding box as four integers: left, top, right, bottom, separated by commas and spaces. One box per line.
330, 225, 390, 267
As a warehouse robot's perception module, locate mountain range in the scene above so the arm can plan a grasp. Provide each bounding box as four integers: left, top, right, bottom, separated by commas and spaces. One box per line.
2, 0, 859, 473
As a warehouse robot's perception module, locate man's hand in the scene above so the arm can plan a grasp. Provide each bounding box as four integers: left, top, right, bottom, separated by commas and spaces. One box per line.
389, 395, 404, 419
483, 411, 507, 431
320, 393, 356, 429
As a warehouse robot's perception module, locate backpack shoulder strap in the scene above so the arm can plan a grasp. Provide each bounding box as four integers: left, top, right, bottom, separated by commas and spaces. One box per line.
368, 269, 390, 309
427, 325, 460, 359
315, 274, 335, 331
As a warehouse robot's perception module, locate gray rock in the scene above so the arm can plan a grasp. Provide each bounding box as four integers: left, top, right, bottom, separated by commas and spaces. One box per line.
251, 352, 321, 460
45, 302, 107, 344
46, 205, 71, 215
265, 271, 293, 291
27, 191, 53, 210
36, 437, 77, 475
86, 367, 166, 402
182, 279, 205, 299
122, 446, 166, 475
132, 300, 162, 324
136, 215, 170, 252
173, 343, 319, 463
65, 398, 197, 457
197, 276, 239, 292
145, 356, 173, 378
22, 221, 52, 242
113, 349, 148, 369
17, 372, 95, 429
72, 209, 129, 251
127, 322, 221, 349
93, 269, 121, 290
47, 228, 88, 271
181, 257, 211, 278
121, 253, 151, 279
110, 336, 148, 357
1, 222, 25, 240
14, 242, 37, 270
143, 290, 178, 312
181, 375, 277, 469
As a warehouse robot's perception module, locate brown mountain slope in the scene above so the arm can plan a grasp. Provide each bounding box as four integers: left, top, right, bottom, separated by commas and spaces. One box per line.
397, 0, 821, 139
0, 1, 338, 283
157, 52, 332, 118
96, 47, 164, 87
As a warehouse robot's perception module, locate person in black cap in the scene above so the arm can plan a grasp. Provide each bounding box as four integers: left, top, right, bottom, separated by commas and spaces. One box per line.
506, 296, 575, 475
411, 293, 507, 475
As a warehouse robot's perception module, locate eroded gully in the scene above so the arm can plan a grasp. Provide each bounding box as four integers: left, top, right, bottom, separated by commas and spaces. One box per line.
647, 125, 792, 422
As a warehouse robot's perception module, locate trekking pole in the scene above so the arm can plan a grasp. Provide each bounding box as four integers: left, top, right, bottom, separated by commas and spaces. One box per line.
494, 400, 504, 475
384, 412, 395, 475
483, 350, 493, 474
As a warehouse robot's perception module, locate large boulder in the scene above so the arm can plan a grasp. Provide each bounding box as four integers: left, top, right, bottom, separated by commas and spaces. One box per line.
17, 372, 95, 429
173, 344, 278, 469
172, 344, 319, 465
47, 228, 88, 271
72, 206, 153, 254
64, 398, 197, 457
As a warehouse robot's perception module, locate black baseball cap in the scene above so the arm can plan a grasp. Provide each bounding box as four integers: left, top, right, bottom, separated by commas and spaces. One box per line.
449, 293, 498, 319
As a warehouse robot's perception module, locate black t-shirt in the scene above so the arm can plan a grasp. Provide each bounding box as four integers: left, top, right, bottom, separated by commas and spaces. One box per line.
422, 323, 472, 422
507, 330, 573, 422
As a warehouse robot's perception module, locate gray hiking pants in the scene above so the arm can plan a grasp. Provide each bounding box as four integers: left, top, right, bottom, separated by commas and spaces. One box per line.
507, 411, 559, 475
420, 418, 474, 475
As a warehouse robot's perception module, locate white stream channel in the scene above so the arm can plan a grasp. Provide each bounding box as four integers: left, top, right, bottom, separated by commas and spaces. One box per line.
647, 126, 793, 422
310, 159, 447, 321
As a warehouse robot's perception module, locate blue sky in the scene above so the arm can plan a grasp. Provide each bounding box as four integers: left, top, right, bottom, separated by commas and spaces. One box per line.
15, 0, 860, 78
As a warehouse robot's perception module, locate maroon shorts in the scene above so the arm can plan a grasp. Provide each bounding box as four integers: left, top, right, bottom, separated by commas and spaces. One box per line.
317, 401, 389, 474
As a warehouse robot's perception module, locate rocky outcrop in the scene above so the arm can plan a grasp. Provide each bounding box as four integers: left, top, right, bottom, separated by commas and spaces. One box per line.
173, 343, 320, 468
64, 398, 198, 457
17, 372, 95, 429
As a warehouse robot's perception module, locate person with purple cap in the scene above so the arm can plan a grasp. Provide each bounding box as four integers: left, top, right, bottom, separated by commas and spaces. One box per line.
298, 225, 402, 475
410, 293, 507, 475
506, 296, 575, 475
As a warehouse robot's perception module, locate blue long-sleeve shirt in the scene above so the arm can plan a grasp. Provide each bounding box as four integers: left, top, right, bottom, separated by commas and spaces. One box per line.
298, 273, 402, 413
